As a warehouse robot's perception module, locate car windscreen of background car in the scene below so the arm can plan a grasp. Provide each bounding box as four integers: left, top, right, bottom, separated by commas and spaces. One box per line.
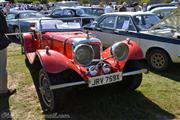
19, 12, 44, 19
38, 19, 81, 32
133, 15, 160, 31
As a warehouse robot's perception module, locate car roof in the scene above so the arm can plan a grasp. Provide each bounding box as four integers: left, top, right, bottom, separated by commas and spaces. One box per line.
104, 12, 155, 16
147, 3, 178, 11
8, 10, 39, 14
54, 6, 82, 10
150, 6, 177, 12
75, 6, 91, 9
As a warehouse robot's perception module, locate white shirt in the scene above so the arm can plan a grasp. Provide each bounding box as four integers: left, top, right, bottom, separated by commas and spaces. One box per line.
104, 5, 113, 13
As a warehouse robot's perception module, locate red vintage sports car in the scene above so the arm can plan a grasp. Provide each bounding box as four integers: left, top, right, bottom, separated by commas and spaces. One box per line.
22, 18, 148, 112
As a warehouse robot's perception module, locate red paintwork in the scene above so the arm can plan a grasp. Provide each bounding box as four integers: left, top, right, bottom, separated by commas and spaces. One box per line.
23, 29, 144, 82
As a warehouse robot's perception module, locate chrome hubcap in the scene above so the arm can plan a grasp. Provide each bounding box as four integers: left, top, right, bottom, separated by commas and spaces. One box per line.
151, 53, 165, 69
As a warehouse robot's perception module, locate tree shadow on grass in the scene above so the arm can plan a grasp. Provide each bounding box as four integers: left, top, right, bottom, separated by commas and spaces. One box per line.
0, 96, 12, 120
151, 63, 180, 82
58, 87, 175, 120
26, 62, 175, 120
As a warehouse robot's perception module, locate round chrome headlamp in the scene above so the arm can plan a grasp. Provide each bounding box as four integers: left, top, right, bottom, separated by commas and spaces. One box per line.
111, 42, 129, 61
74, 44, 94, 66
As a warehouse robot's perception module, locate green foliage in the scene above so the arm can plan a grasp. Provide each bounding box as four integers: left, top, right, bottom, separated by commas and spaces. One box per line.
17, 0, 32, 3
32, 0, 40, 4
164, 0, 171, 3
80, 0, 90, 4
140, 0, 150, 4
117, 0, 128, 4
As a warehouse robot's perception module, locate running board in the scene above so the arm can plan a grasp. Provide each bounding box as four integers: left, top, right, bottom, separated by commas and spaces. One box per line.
49, 69, 148, 90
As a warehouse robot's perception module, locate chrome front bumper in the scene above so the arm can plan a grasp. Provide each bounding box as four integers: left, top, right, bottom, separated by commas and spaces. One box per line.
49, 69, 148, 90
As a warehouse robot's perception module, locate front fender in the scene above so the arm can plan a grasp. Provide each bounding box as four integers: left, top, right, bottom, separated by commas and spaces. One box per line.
125, 40, 144, 60
102, 40, 144, 60
36, 49, 70, 73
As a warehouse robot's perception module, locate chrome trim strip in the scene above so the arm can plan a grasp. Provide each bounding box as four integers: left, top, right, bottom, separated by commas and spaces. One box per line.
122, 69, 148, 76
50, 69, 148, 90
5, 32, 33, 36
50, 81, 86, 90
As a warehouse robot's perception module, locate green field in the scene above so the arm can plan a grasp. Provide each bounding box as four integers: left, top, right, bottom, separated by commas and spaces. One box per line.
1, 44, 180, 120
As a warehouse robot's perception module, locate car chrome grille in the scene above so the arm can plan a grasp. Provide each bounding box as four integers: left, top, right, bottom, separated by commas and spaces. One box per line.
89, 44, 101, 59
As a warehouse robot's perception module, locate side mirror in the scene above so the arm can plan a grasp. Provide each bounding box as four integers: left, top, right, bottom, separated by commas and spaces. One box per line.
31, 27, 37, 39
92, 21, 97, 25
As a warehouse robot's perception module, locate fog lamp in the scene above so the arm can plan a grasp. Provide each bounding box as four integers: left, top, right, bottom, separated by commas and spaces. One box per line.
102, 63, 111, 74
88, 65, 98, 76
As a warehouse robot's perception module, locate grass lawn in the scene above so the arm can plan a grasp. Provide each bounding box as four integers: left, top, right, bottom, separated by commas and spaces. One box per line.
1, 44, 180, 120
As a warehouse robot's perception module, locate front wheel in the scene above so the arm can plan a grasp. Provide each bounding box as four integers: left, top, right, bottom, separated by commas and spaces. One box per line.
121, 74, 142, 91
119, 61, 143, 91
39, 69, 63, 112
147, 49, 171, 71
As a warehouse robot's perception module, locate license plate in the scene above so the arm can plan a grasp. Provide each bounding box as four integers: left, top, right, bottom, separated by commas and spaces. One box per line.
88, 72, 122, 88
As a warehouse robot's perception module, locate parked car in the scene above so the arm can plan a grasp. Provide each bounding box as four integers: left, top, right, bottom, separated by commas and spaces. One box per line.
150, 6, 177, 19
47, 7, 95, 26
91, 7, 104, 17
22, 18, 147, 112
84, 12, 180, 71
6, 10, 44, 34
76, 6, 104, 17
55, 1, 80, 7
147, 2, 179, 11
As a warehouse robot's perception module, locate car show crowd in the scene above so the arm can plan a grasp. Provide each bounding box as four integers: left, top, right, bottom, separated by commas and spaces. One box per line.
0, 0, 178, 15
0, 1, 156, 14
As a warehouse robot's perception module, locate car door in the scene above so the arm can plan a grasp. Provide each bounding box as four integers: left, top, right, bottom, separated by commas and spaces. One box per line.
90, 15, 139, 48
114, 15, 140, 44
90, 15, 120, 48
50, 9, 63, 18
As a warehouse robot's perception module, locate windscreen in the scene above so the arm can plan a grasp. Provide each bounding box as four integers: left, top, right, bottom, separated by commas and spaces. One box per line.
38, 19, 82, 32
133, 14, 160, 31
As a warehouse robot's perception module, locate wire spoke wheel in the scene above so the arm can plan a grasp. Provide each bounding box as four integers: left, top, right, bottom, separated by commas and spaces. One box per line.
39, 69, 54, 111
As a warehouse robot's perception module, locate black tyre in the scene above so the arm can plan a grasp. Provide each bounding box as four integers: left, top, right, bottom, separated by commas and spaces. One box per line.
39, 69, 63, 112
121, 74, 142, 91
119, 61, 143, 91
147, 49, 171, 71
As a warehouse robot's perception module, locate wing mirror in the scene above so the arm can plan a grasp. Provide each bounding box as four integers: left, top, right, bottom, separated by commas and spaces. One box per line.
31, 27, 38, 39
92, 21, 97, 25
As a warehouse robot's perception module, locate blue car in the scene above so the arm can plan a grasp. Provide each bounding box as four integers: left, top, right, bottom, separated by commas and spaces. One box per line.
6, 10, 44, 33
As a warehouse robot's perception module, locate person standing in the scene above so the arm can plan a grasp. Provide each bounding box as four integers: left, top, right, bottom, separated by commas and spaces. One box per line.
132, 2, 142, 12
0, 11, 16, 97
119, 2, 128, 12
142, 3, 148, 12
104, 2, 114, 13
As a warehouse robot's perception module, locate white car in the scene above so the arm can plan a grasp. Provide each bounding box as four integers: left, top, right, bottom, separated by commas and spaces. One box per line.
84, 11, 180, 71
150, 6, 177, 19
